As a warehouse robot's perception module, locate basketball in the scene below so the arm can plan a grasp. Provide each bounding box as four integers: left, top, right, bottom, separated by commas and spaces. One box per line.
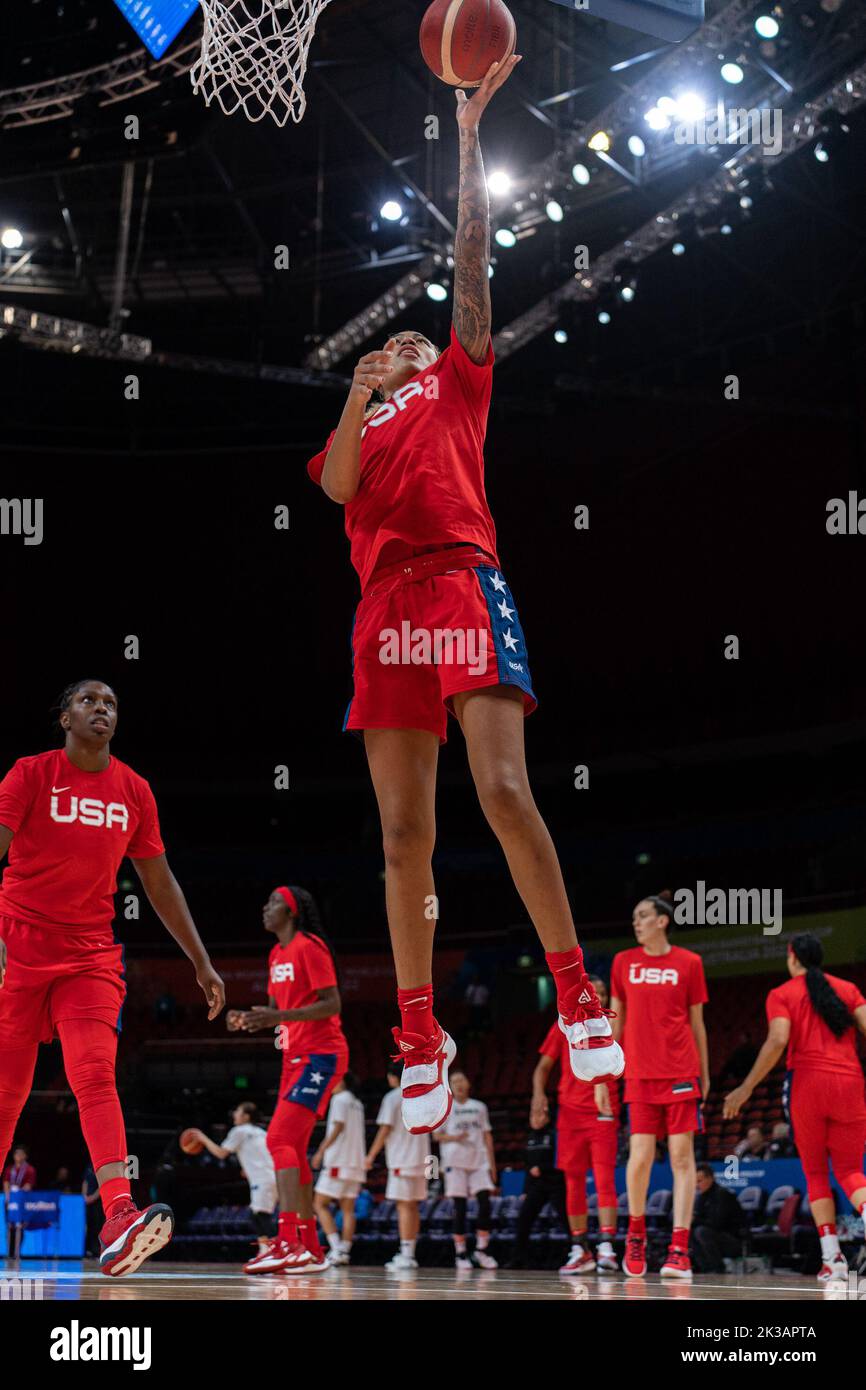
179, 1128, 204, 1155
419, 0, 517, 88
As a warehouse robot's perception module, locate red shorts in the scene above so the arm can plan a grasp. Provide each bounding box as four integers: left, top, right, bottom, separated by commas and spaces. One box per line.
344, 546, 537, 743
0, 915, 126, 1048
557, 1111, 619, 1171
625, 1077, 703, 1139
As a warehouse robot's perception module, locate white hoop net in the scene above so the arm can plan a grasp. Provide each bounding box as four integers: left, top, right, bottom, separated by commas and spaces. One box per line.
190, 0, 333, 126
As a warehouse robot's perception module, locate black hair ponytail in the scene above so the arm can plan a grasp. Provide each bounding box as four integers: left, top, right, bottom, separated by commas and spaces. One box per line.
646, 889, 675, 931
791, 933, 853, 1038
288, 886, 340, 986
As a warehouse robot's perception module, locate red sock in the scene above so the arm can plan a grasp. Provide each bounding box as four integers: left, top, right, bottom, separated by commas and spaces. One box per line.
100, 1176, 132, 1219
545, 947, 589, 1018
600, 1225, 616, 1236
278, 1211, 299, 1246
298, 1217, 322, 1257
628, 1215, 646, 1237
818, 1222, 836, 1237
397, 983, 435, 1039
671, 1226, 689, 1251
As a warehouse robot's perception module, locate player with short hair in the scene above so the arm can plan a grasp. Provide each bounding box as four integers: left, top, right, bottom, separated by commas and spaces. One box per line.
312, 1073, 366, 1266
366, 1062, 431, 1270
724, 933, 866, 1282
533, 976, 621, 1274
232, 885, 347, 1275
0, 679, 225, 1277
184, 1101, 276, 1254
610, 892, 710, 1280
306, 57, 623, 1139
435, 1071, 498, 1269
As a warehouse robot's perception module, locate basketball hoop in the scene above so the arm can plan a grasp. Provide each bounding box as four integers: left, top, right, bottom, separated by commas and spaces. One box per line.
190, 0, 333, 126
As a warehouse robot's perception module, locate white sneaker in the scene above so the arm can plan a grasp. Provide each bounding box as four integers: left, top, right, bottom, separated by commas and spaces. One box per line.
474, 1249, 498, 1269
558, 981, 624, 1083
560, 1246, 596, 1275
818, 1254, 849, 1283
455, 1254, 474, 1271
392, 1024, 457, 1134
326, 1248, 349, 1266
595, 1243, 619, 1273
385, 1252, 419, 1271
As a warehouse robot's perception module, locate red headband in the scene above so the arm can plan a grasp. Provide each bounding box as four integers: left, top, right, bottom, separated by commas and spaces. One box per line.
275, 886, 298, 915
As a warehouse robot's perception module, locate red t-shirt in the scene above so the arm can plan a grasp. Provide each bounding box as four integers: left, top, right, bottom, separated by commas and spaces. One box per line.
306, 327, 499, 591
0, 749, 165, 934
3, 1162, 36, 1189
610, 945, 708, 1080
268, 931, 347, 1058
539, 1019, 621, 1119
766, 973, 866, 1079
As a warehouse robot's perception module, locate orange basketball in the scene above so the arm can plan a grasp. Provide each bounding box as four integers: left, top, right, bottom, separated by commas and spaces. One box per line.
179, 1128, 204, 1155
420, 0, 517, 88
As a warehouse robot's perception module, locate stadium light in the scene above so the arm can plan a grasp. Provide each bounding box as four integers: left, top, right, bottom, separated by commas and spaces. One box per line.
1, 227, 23, 250
380, 200, 402, 222
487, 170, 512, 196
754, 15, 780, 38
426, 281, 448, 302
572, 163, 591, 186
545, 200, 564, 223
495, 227, 517, 248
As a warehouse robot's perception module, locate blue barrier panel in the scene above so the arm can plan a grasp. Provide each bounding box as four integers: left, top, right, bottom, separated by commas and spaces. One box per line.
0, 1195, 85, 1258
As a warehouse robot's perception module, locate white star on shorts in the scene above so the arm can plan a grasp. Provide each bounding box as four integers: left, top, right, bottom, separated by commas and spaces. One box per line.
497, 598, 514, 620
502, 629, 519, 652
490, 572, 507, 593
310, 1071, 324, 1085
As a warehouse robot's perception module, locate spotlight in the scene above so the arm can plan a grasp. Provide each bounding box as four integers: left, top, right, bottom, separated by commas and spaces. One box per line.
554, 329, 568, 344
814, 142, 830, 162
675, 92, 707, 121
720, 223, 733, 235
656, 96, 678, 115
571, 162, 591, 186
495, 227, 517, 248
672, 241, 686, 255
721, 62, 744, 84
487, 263, 494, 278
426, 282, 448, 302
545, 199, 564, 223
644, 107, 670, 131
627, 135, 646, 157
380, 200, 402, 222
739, 195, 753, 209
1, 227, 23, 250
754, 15, 779, 38
597, 311, 611, 325
619, 284, 636, 302
487, 170, 512, 196
587, 130, 611, 153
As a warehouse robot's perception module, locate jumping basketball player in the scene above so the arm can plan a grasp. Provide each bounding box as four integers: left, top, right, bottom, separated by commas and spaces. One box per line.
306, 57, 623, 1136
532, 976, 621, 1274
185, 1101, 276, 1254
312, 1073, 366, 1266
724, 933, 866, 1282
610, 893, 709, 1280
233, 885, 347, 1275
0, 679, 225, 1276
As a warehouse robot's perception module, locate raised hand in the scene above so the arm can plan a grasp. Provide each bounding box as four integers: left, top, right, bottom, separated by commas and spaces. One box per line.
351, 339, 396, 403
455, 54, 521, 130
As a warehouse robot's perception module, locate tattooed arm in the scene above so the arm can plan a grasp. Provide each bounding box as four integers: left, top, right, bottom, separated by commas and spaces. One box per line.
453, 55, 521, 365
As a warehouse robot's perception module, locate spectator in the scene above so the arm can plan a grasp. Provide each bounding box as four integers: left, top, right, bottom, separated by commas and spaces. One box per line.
734, 1124, 766, 1160
690, 1165, 745, 1273
765, 1121, 795, 1159
2, 1144, 36, 1195
504, 1119, 567, 1269
48, 1166, 73, 1193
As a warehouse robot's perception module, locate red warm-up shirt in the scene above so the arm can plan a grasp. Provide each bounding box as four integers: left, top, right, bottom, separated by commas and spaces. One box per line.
306, 327, 499, 591
269, 931, 347, 1058
766, 973, 866, 1079
539, 1019, 621, 1119
610, 945, 708, 1081
0, 749, 165, 933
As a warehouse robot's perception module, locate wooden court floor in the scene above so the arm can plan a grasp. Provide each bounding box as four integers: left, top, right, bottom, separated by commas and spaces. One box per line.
0, 1259, 850, 1301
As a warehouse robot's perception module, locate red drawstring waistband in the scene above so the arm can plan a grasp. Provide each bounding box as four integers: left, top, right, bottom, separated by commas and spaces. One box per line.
363, 545, 498, 599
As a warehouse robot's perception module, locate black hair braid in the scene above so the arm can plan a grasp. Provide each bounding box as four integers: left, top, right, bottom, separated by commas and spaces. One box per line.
288, 886, 340, 985
791, 933, 853, 1038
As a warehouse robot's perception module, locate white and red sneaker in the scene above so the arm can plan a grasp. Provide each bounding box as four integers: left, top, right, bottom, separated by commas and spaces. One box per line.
660, 1246, 693, 1280
558, 980, 624, 1083
560, 1245, 596, 1275
817, 1254, 849, 1283
623, 1233, 647, 1277
98, 1201, 174, 1278
243, 1238, 295, 1274
595, 1241, 619, 1273
284, 1242, 329, 1274
392, 1024, 456, 1134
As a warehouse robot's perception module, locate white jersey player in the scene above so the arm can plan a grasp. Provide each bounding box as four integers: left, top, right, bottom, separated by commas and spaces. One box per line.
367, 1063, 430, 1270
435, 1071, 498, 1270
312, 1076, 366, 1265
186, 1101, 276, 1252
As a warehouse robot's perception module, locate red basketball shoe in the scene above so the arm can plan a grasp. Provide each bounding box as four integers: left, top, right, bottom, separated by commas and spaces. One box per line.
560, 1245, 596, 1275
99, 1201, 174, 1278
392, 1024, 456, 1134
660, 1246, 693, 1280
558, 979, 624, 1083
243, 1238, 295, 1274
623, 1232, 647, 1277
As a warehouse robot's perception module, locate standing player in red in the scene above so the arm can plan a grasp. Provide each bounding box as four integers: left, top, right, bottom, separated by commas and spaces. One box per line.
724, 933, 866, 1282
0, 679, 225, 1276
232, 885, 348, 1275
306, 58, 623, 1136
532, 976, 621, 1274
610, 893, 709, 1280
